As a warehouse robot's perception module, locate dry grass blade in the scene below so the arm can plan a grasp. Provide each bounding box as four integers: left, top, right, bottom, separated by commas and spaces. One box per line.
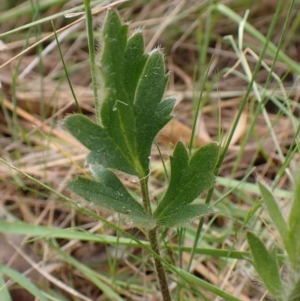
0, 0, 129, 70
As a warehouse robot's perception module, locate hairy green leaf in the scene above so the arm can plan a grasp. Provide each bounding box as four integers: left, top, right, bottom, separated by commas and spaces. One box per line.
247, 232, 285, 300
65, 10, 174, 178
155, 142, 189, 217
65, 115, 137, 175
68, 174, 155, 228
90, 165, 135, 201
134, 51, 175, 172
154, 142, 219, 225
157, 204, 214, 227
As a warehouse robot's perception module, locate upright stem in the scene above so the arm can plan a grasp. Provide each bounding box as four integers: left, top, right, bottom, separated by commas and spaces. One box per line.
140, 178, 172, 301
148, 228, 172, 301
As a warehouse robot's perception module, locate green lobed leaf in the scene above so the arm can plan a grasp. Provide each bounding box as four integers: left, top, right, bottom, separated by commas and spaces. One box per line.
123, 31, 148, 106
99, 10, 138, 172
65, 115, 137, 175
154, 141, 189, 218
246, 232, 285, 300
90, 165, 135, 200
134, 50, 175, 172
68, 174, 155, 229
157, 204, 214, 227
154, 142, 219, 225
66, 10, 174, 178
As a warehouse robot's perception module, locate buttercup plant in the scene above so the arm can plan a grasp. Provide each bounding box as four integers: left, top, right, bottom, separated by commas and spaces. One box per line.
65, 9, 219, 300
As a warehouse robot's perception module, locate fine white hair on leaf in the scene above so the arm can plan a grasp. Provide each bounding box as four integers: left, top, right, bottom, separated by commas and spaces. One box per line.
148, 46, 163, 55
133, 26, 144, 34
124, 20, 132, 26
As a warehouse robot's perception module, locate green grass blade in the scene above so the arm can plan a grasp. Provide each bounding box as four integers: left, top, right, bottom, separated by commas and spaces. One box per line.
55, 247, 125, 301
0, 219, 141, 245
258, 182, 289, 242
0, 0, 104, 37
0, 273, 11, 301
217, 176, 292, 198
83, 0, 100, 117
0, 264, 49, 301
0, 219, 288, 263
0, 0, 68, 25
214, 3, 300, 75
243, 199, 263, 226
288, 175, 300, 268
174, 267, 243, 301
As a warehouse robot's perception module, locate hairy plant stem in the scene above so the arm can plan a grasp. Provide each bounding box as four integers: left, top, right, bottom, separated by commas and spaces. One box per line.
148, 228, 172, 301
140, 178, 172, 301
